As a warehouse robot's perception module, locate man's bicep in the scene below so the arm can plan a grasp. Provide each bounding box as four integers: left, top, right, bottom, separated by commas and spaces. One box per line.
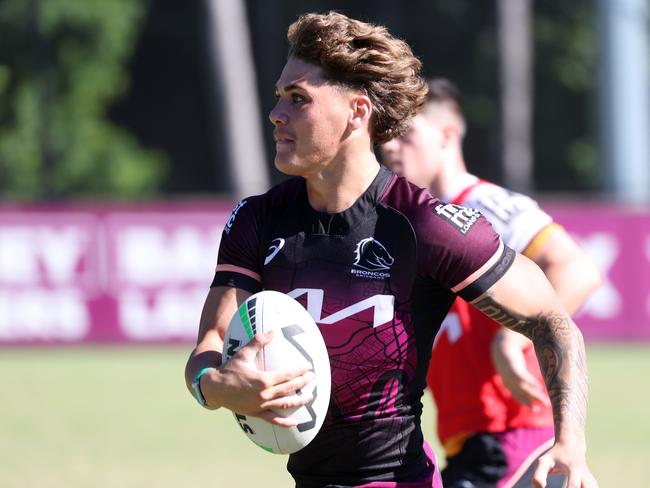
197, 286, 253, 349
468, 252, 566, 336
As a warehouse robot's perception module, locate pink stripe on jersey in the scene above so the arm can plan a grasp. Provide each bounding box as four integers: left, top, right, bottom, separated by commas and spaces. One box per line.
450, 240, 505, 293
215, 264, 261, 282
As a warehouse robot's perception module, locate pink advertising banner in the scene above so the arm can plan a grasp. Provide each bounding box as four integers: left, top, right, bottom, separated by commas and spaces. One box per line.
1, 201, 648, 344
543, 202, 650, 340
0, 203, 231, 344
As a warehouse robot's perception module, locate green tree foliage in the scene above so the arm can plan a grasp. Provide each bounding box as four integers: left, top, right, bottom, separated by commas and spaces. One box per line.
533, 1, 599, 191
0, 0, 167, 200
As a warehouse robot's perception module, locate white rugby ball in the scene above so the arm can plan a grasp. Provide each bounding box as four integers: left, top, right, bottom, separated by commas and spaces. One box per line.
222, 290, 331, 454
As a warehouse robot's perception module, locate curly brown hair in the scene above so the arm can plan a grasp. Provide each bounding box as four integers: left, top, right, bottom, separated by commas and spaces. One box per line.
287, 11, 428, 144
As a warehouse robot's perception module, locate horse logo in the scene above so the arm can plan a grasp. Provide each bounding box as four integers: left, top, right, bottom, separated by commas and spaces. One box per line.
353, 238, 394, 271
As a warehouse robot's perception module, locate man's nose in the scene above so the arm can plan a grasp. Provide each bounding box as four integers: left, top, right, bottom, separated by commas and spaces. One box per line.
269, 102, 288, 126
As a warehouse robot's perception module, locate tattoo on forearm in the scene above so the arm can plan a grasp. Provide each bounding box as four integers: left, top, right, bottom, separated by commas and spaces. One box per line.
473, 294, 588, 434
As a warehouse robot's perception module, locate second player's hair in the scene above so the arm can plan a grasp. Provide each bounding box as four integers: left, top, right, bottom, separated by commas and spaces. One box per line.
287, 11, 428, 144
426, 77, 467, 137
426, 78, 464, 116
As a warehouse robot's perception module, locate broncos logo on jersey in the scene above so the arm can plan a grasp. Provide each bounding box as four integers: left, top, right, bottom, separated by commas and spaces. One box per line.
353, 237, 394, 271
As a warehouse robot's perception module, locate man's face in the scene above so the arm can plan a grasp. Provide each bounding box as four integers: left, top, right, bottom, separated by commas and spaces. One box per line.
380, 112, 445, 189
269, 57, 355, 177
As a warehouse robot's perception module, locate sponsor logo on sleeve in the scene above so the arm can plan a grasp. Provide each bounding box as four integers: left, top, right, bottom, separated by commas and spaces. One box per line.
351, 237, 394, 279
434, 203, 481, 235
224, 199, 247, 235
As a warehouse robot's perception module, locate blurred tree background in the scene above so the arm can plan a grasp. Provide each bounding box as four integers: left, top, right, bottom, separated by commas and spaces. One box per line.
533, 1, 599, 192
0, 0, 600, 200
0, 0, 167, 200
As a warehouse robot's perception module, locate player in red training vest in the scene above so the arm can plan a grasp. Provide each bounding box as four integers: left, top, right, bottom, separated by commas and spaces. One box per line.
382, 78, 601, 488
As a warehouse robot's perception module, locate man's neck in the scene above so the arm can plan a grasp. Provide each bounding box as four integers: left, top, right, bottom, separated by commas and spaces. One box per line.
305, 151, 380, 213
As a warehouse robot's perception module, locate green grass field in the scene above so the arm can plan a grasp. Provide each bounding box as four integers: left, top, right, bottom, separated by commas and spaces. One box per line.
0, 344, 648, 487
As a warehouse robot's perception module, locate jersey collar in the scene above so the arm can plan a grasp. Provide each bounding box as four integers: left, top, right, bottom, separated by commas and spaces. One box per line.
300, 165, 393, 236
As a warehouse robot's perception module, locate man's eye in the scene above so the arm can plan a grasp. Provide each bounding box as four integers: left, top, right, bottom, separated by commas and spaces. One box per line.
292, 94, 305, 103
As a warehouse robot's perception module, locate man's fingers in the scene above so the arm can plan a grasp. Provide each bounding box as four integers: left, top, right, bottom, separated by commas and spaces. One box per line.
252, 331, 274, 349
524, 383, 550, 406
266, 364, 313, 385
260, 392, 314, 410
582, 468, 599, 488
564, 464, 588, 488
511, 384, 541, 407
532, 455, 555, 488
513, 386, 536, 406
259, 410, 299, 427
565, 471, 577, 488
232, 332, 275, 364
527, 379, 552, 407
261, 370, 315, 400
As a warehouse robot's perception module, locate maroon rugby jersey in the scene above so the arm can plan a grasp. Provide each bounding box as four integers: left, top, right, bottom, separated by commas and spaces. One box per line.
212, 165, 514, 487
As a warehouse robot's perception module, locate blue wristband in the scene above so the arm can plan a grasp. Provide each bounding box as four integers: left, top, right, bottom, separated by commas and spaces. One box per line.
191, 367, 217, 408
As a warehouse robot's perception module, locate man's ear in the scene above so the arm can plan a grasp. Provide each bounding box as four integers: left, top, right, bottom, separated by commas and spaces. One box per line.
441, 125, 460, 148
349, 95, 372, 131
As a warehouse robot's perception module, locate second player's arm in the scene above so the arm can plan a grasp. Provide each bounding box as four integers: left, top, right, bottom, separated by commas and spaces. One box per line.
526, 225, 602, 316
491, 225, 601, 405
490, 328, 550, 408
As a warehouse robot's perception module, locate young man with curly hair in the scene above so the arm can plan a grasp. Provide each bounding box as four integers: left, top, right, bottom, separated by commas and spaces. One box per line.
185, 12, 597, 488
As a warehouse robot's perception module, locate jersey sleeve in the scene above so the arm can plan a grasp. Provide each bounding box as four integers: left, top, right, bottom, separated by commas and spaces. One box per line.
417, 199, 515, 301
210, 196, 264, 294
463, 183, 553, 253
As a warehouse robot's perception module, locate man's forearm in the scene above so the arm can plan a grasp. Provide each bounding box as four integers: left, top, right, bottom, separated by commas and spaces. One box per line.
184, 328, 225, 396
473, 293, 588, 443
185, 347, 223, 389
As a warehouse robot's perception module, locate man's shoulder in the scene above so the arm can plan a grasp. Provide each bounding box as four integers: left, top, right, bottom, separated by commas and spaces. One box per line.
461, 177, 540, 210
460, 177, 546, 223
380, 173, 440, 221
238, 177, 304, 212
458, 174, 553, 252
384, 176, 498, 255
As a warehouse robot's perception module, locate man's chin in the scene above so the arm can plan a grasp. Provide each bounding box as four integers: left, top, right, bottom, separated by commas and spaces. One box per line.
274, 157, 302, 176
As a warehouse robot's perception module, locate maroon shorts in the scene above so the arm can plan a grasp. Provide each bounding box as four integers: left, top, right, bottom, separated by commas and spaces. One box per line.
494, 426, 564, 488
353, 442, 443, 488
441, 427, 565, 488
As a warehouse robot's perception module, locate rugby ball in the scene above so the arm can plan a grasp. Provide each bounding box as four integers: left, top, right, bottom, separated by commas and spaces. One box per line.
222, 290, 331, 454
